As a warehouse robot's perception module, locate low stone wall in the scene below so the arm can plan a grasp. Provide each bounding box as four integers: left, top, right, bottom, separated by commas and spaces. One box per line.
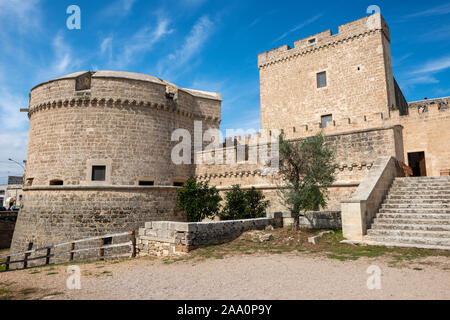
341, 156, 405, 240
0, 212, 18, 249
137, 213, 282, 256
277, 211, 341, 229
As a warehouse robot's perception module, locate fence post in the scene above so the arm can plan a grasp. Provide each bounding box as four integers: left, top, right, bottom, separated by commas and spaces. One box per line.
99, 237, 105, 261
131, 231, 136, 258
6, 256, 10, 271
45, 247, 51, 265
70, 242, 75, 261
23, 242, 33, 269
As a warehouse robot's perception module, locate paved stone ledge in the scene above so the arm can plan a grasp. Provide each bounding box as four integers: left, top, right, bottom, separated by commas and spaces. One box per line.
137, 214, 283, 256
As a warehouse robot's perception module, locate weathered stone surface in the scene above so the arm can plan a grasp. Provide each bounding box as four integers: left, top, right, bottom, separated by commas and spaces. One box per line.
137, 215, 280, 256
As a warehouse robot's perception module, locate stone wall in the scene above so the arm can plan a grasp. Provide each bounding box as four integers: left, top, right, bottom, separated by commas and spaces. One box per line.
341, 156, 405, 240
137, 213, 282, 256
196, 125, 403, 211
12, 71, 221, 258
0, 212, 17, 249
10, 187, 184, 261
280, 211, 342, 230
258, 13, 394, 132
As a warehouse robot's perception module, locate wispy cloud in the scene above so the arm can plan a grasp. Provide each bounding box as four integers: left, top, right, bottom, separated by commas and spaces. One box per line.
50, 32, 81, 76
105, 16, 174, 69
400, 75, 440, 88
103, 0, 138, 17
411, 55, 450, 74
272, 13, 323, 44
157, 15, 214, 80
404, 3, 450, 19
0, 0, 42, 32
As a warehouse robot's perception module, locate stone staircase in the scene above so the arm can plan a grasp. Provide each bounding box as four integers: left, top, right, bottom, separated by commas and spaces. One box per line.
364, 176, 450, 250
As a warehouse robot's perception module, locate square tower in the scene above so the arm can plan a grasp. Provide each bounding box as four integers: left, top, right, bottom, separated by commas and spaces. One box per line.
258, 13, 398, 131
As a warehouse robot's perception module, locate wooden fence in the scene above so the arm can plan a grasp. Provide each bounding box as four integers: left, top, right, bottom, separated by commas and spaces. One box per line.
0, 231, 136, 271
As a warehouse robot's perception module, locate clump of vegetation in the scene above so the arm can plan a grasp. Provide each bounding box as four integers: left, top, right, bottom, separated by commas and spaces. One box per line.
177, 177, 222, 222
219, 185, 270, 221
277, 133, 336, 230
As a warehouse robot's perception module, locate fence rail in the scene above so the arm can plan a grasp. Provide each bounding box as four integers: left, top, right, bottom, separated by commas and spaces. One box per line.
0, 231, 136, 271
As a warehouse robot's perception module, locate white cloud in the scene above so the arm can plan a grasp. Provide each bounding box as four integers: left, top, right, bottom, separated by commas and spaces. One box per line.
103, 0, 138, 17
50, 32, 80, 76
103, 0, 137, 16
0, 87, 29, 131
400, 75, 440, 88
109, 17, 173, 69
411, 56, 450, 74
0, 0, 42, 32
404, 3, 450, 19
273, 13, 323, 43
157, 15, 214, 80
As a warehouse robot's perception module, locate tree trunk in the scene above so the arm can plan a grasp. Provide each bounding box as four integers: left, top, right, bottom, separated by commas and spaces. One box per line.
293, 215, 300, 231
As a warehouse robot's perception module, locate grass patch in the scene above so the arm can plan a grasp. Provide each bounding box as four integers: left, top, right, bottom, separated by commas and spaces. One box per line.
158, 228, 450, 269
46, 272, 58, 275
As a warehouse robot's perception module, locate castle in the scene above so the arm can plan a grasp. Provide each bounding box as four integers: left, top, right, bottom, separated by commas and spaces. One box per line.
11, 13, 450, 253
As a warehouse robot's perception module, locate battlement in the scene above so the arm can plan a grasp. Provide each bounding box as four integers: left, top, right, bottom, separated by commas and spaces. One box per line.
258, 13, 389, 68
195, 101, 450, 168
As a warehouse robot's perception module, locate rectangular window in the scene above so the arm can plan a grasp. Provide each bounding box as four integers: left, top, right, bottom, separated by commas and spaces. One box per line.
91, 166, 106, 181
321, 114, 333, 128
139, 181, 155, 186
173, 182, 184, 187
317, 71, 327, 88
309, 38, 316, 44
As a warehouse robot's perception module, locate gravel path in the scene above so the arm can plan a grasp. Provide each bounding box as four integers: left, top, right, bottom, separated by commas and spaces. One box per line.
1, 253, 449, 300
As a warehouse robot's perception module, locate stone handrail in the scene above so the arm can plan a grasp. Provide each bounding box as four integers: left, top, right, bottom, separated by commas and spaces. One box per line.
341, 156, 404, 241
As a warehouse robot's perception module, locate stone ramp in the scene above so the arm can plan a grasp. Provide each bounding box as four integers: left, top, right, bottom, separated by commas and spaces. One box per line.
364, 176, 450, 250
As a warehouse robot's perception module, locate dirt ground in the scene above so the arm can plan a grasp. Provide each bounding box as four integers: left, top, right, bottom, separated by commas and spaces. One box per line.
1, 229, 449, 300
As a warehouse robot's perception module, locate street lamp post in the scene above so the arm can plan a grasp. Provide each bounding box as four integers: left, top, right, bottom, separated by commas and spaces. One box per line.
8, 158, 25, 170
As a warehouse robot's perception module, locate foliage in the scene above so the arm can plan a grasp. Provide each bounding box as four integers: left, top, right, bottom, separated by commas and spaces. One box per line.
277, 132, 336, 229
219, 185, 270, 221
176, 177, 222, 222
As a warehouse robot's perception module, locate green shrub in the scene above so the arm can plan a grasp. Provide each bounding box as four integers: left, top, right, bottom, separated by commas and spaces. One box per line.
176, 177, 222, 222
219, 185, 270, 221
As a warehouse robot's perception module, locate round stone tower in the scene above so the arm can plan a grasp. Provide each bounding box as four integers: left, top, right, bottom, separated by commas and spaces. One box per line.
11, 71, 221, 257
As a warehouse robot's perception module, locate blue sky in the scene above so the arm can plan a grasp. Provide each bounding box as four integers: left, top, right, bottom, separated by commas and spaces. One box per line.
0, 0, 449, 183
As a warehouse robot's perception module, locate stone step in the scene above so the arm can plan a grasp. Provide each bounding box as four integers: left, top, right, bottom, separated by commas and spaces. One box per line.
388, 191, 450, 196
386, 195, 450, 200
366, 229, 450, 239
395, 177, 450, 182
393, 178, 450, 183
389, 187, 450, 192
381, 203, 450, 209
379, 208, 450, 214
371, 223, 450, 232
392, 183, 450, 188
377, 213, 450, 220
362, 238, 450, 251
374, 217, 450, 225
384, 199, 450, 204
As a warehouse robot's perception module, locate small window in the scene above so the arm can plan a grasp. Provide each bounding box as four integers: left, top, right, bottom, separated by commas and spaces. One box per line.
139, 181, 155, 186
309, 38, 316, 44
103, 237, 112, 245
317, 71, 327, 88
25, 178, 34, 186
91, 166, 106, 181
173, 182, 184, 187
75, 72, 92, 91
321, 115, 333, 128
50, 179, 64, 186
